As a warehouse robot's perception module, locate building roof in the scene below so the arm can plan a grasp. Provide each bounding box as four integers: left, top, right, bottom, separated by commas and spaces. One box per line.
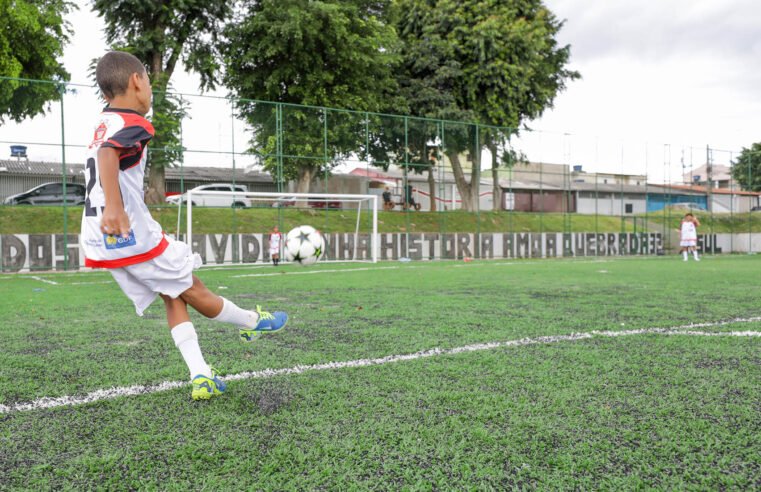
0, 159, 84, 177
668, 184, 760, 197
571, 182, 651, 194
0, 159, 273, 183
165, 166, 273, 183
347, 165, 491, 186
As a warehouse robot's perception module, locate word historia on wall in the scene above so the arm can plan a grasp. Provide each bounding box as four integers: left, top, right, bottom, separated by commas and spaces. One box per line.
0, 232, 733, 273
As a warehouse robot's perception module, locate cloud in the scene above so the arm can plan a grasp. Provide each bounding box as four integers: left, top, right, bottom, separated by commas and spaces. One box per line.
547, 0, 761, 63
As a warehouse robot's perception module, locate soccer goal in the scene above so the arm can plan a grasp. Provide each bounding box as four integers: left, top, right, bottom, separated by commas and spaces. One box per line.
174, 190, 379, 266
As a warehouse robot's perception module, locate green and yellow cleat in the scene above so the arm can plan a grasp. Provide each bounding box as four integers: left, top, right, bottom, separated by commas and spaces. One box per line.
191, 367, 227, 401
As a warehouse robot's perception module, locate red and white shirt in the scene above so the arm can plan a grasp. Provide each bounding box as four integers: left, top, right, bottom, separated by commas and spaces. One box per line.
80, 107, 166, 268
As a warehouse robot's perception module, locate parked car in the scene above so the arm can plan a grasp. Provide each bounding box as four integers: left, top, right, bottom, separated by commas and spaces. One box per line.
271, 196, 341, 209
166, 183, 252, 208
3, 182, 86, 206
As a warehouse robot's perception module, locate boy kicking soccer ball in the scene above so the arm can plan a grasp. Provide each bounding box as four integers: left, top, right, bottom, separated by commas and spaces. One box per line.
80, 51, 287, 401
678, 212, 701, 261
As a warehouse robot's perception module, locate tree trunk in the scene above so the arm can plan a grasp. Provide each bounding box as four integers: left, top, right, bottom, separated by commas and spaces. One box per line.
295, 166, 317, 207
427, 166, 437, 211
488, 141, 502, 211
470, 143, 481, 211
145, 162, 166, 205
446, 151, 473, 211
144, 59, 171, 205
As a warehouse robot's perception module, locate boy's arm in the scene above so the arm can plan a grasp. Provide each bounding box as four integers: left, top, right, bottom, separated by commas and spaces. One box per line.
98, 147, 131, 238
693, 217, 701, 226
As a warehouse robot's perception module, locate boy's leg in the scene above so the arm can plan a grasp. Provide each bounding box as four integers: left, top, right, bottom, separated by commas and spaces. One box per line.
179, 275, 287, 340
681, 248, 688, 261
163, 294, 226, 400
691, 246, 700, 260
163, 294, 211, 379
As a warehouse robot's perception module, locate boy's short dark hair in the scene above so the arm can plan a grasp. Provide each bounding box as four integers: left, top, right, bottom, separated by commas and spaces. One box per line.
96, 51, 146, 100
685, 213, 694, 217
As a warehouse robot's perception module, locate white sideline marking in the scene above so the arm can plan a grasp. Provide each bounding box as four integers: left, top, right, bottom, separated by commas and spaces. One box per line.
231, 266, 403, 278
29, 276, 59, 285
1, 317, 759, 415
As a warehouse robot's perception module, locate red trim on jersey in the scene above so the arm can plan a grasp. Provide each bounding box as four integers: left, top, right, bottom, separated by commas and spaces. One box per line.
103, 107, 156, 136
84, 236, 169, 269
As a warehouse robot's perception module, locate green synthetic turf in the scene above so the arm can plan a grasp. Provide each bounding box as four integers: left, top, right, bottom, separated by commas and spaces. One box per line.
1, 256, 759, 489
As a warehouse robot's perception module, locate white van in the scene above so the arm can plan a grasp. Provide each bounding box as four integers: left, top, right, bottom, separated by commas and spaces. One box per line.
166, 183, 252, 208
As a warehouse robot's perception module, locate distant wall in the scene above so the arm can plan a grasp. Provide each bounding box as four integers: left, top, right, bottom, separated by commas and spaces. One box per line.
4, 231, 723, 272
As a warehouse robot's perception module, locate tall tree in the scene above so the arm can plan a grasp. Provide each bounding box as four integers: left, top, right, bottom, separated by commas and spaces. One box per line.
223, 0, 401, 193
395, 0, 579, 211
92, 0, 231, 203
730, 143, 761, 191
0, 0, 72, 123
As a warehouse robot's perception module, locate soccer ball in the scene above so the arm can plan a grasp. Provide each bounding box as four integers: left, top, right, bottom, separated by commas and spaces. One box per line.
284, 225, 325, 266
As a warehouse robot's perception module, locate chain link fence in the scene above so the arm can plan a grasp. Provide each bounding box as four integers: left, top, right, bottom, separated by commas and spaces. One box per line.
1, 77, 759, 271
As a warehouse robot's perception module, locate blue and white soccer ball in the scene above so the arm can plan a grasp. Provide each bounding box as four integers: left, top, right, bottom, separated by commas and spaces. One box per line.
284, 225, 325, 266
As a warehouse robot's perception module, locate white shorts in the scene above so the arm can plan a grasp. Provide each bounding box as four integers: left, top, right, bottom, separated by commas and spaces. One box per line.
680, 239, 697, 247
269, 247, 280, 256
109, 237, 202, 316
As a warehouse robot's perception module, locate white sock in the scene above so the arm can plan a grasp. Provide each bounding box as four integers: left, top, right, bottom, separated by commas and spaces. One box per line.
213, 297, 259, 328
682, 251, 688, 260
171, 322, 211, 379
693, 250, 699, 259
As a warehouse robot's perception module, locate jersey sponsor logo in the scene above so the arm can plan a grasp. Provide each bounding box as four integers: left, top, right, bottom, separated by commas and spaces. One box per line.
103, 230, 137, 250
89, 122, 108, 149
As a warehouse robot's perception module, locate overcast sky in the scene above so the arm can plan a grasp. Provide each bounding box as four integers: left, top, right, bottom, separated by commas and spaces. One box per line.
4, 0, 760, 180
530, 0, 761, 173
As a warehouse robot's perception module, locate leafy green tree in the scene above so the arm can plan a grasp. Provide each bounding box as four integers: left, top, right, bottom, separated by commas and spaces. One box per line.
731, 143, 761, 191
93, 0, 231, 203
223, 0, 401, 193
394, 0, 579, 211
0, 0, 72, 123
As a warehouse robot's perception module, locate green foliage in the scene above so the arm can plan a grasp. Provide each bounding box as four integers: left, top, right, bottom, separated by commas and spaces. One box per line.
393, 0, 579, 209
92, 0, 231, 202
731, 143, 761, 191
148, 90, 188, 172
223, 0, 401, 187
0, 0, 72, 123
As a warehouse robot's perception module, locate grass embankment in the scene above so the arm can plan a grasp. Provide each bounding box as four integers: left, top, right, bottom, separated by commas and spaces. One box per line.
1, 205, 759, 234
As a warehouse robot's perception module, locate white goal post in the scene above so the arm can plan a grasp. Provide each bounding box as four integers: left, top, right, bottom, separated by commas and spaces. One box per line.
180, 190, 379, 264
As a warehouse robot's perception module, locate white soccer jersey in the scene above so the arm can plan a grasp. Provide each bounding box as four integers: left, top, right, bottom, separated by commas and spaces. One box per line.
80, 108, 166, 268
680, 221, 697, 241
269, 233, 282, 253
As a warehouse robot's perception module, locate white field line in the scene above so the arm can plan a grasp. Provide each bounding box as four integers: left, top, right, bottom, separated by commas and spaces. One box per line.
1, 318, 760, 415
231, 265, 404, 278
29, 276, 59, 285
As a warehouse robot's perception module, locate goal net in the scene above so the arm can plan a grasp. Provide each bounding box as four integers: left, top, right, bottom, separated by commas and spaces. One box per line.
171, 190, 379, 266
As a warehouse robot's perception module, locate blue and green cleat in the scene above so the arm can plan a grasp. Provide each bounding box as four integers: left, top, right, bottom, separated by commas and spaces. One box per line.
239, 305, 288, 343
191, 367, 227, 401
